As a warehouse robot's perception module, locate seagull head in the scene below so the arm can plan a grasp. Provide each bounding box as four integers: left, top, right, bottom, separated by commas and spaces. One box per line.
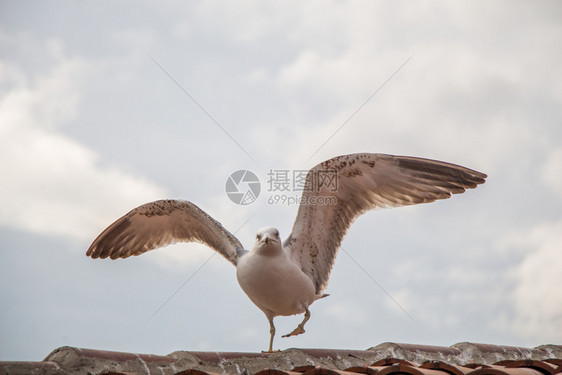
253, 227, 281, 252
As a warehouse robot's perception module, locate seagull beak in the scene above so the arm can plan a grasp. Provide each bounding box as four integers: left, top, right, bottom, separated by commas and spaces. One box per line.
261, 235, 274, 245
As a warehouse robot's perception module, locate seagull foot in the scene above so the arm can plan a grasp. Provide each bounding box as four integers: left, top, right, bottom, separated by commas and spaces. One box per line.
282, 325, 305, 338
261, 349, 281, 354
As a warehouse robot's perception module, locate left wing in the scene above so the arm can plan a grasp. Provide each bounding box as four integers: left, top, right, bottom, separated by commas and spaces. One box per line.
87, 199, 243, 265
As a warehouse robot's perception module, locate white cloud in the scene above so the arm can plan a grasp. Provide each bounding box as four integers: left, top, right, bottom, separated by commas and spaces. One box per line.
324, 301, 368, 324
0, 42, 166, 241
542, 148, 562, 198
254, 1, 562, 175
506, 221, 562, 342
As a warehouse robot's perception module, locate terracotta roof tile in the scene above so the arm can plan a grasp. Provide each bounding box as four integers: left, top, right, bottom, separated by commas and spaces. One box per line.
301, 367, 360, 375
254, 370, 304, 375
495, 360, 560, 375
544, 359, 561, 367
290, 369, 319, 375
420, 361, 474, 375
174, 370, 224, 375
465, 365, 544, 375
1, 342, 560, 375
372, 358, 417, 367
343, 365, 381, 375
376, 363, 446, 375
0, 361, 61, 374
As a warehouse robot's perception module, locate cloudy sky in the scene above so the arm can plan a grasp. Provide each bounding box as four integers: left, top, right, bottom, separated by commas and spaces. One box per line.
1, 1, 561, 361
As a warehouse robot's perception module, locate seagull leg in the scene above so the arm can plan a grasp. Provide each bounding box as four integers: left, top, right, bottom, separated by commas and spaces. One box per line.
282, 308, 310, 338
262, 318, 278, 353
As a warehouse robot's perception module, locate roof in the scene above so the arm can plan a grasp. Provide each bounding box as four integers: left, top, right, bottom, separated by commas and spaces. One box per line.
1, 342, 561, 375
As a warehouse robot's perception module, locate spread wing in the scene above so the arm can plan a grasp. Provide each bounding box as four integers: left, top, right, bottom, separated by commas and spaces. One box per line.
284, 153, 487, 293
86, 199, 244, 265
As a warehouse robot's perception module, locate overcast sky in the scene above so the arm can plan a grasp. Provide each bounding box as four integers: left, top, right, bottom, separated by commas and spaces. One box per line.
1, 1, 561, 361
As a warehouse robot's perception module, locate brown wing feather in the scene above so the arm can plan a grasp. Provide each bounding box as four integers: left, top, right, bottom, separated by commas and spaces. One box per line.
285, 153, 487, 293
86, 199, 243, 265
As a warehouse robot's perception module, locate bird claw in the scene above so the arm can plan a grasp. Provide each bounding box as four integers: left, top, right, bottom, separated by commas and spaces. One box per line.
282, 326, 305, 338
262, 349, 281, 354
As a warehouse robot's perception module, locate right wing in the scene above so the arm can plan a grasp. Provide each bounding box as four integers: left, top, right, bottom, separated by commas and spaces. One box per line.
86, 199, 244, 265
284, 153, 487, 293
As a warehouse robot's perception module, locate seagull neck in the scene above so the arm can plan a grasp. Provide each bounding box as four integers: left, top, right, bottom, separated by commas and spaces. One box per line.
253, 244, 284, 257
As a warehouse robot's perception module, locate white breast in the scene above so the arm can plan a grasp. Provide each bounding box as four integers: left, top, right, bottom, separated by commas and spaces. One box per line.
236, 249, 316, 317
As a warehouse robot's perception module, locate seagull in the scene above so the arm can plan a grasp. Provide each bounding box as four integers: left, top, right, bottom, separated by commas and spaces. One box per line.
86, 153, 486, 352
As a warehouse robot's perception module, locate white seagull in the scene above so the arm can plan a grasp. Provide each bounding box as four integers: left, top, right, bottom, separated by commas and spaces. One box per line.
87, 153, 486, 352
